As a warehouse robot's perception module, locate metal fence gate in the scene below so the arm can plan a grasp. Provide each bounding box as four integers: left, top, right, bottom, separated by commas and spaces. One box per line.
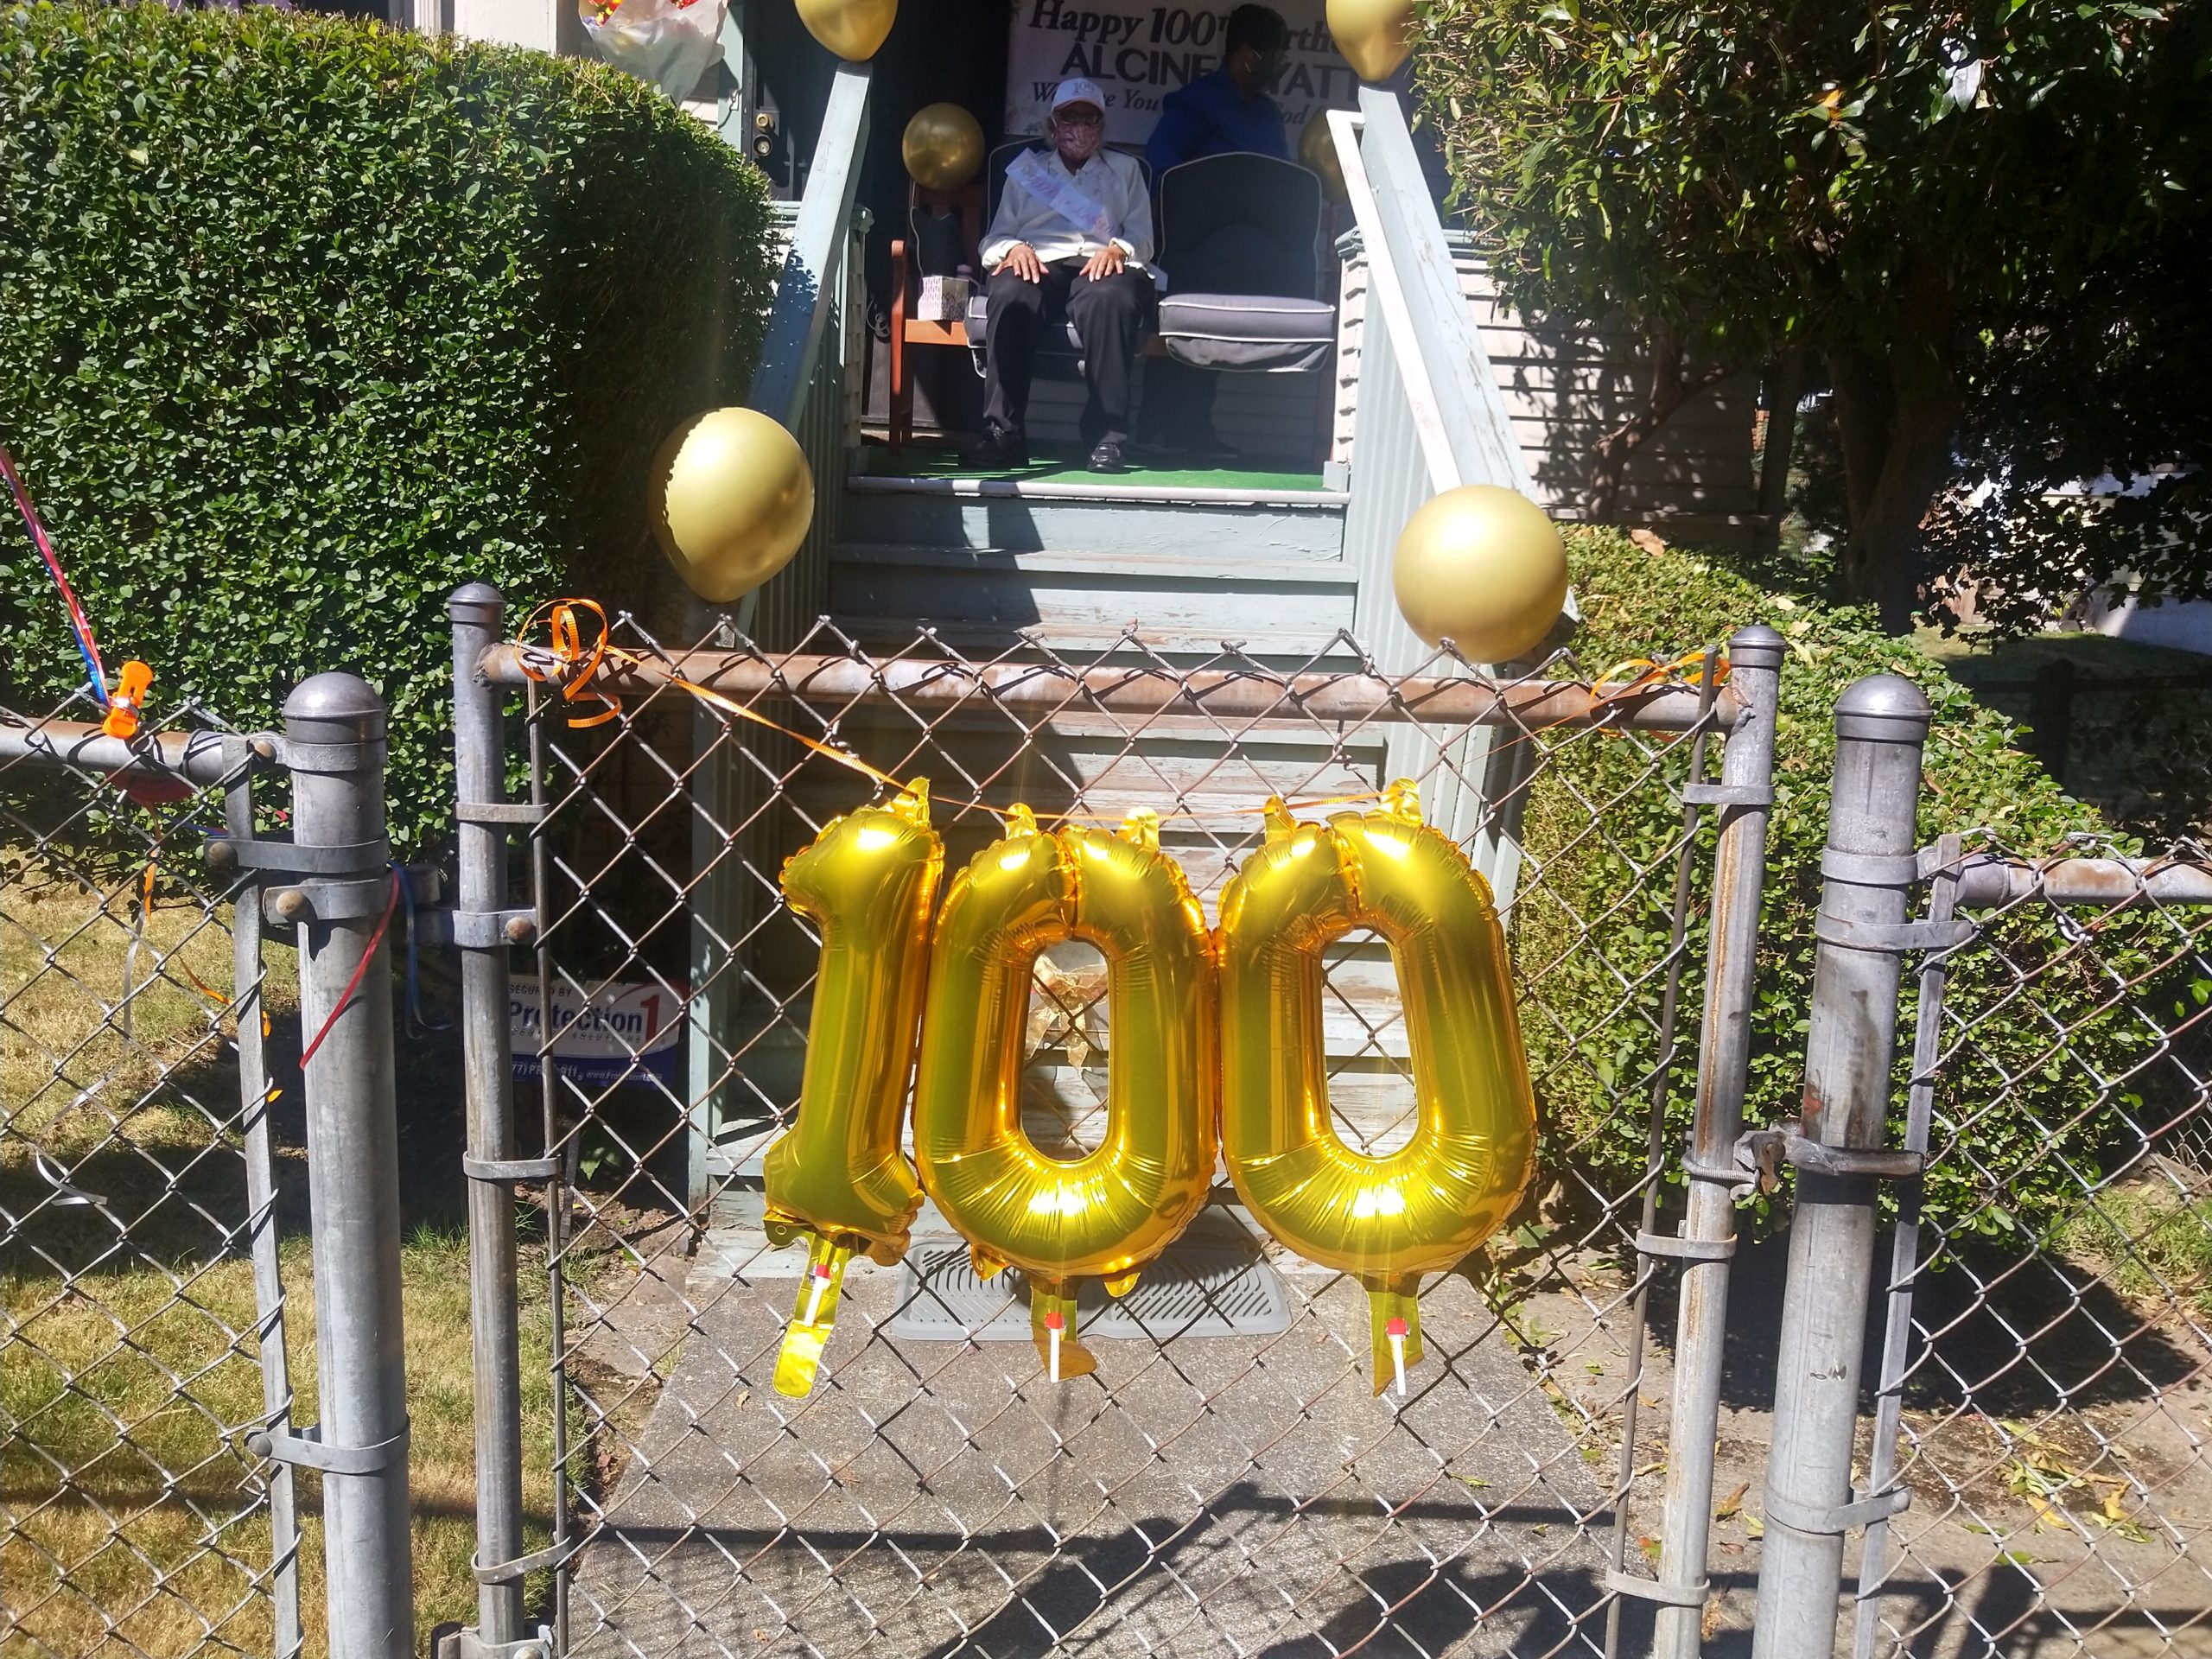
445, 588, 1786, 1659
1751, 676, 2212, 1658
3, 675, 414, 1659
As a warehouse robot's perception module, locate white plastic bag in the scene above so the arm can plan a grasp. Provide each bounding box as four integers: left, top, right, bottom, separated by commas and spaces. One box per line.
579, 0, 727, 103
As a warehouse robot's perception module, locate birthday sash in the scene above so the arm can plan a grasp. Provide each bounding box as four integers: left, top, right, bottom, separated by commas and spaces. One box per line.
1006, 149, 1118, 246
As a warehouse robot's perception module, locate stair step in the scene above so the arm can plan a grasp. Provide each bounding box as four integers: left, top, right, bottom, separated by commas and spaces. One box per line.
829, 543, 1358, 654
848, 474, 1350, 509
838, 479, 1346, 557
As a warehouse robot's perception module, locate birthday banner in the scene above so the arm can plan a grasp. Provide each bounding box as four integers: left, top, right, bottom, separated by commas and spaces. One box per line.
1003, 0, 1362, 146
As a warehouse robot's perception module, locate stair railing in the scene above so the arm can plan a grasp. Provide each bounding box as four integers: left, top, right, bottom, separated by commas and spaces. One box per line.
737, 58, 872, 646
1328, 91, 1552, 907
687, 60, 872, 1201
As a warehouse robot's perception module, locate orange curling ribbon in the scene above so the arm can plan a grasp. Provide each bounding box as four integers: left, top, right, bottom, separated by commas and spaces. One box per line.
1589, 646, 1729, 703
513, 600, 620, 729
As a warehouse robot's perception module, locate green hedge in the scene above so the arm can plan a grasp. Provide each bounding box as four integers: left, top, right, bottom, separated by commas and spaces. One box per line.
1526, 530, 2134, 1243
0, 3, 776, 849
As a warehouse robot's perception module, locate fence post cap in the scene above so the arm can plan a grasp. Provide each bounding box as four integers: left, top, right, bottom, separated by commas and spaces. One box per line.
284, 672, 387, 743
1834, 673, 1930, 742
448, 582, 504, 624
1726, 623, 1786, 669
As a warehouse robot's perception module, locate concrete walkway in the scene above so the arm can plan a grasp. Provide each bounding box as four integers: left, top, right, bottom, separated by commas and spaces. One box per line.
571, 1231, 1609, 1659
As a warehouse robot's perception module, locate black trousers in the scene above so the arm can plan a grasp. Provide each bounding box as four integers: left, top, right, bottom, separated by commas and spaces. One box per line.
981, 261, 1150, 447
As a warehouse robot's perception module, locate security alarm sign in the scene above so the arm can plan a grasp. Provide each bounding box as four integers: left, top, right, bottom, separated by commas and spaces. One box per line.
510, 976, 680, 1090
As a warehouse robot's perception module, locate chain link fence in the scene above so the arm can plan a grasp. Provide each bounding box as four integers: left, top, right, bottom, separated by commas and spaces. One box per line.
1, 691, 302, 1659
1841, 835, 2212, 1659
448, 594, 1786, 1659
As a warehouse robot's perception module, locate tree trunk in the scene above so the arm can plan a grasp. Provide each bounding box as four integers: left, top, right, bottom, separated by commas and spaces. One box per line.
1828, 271, 1961, 632
1587, 324, 1739, 514
1751, 348, 1809, 557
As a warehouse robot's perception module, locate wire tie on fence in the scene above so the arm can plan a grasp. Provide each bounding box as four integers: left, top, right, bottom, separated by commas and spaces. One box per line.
1635, 1229, 1736, 1262
249, 1418, 410, 1476
473, 1537, 581, 1586
1603, 1568, 1709, 1609
1813, 916, 1976, 956
1760, 1483, 1910, 1536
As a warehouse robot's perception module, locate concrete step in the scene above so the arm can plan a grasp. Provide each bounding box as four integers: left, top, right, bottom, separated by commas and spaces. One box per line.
839, 474, 1347, 557
827, 542, 1360, 658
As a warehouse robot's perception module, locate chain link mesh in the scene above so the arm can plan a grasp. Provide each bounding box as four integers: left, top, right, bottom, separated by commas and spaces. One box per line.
1847, 837, 2212, 1659
498, 615, 1757, 1659
1, 690, 299, 1659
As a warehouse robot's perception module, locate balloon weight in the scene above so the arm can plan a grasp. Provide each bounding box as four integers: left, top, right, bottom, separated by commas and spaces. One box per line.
650, 408, 815, 605
1298, 109, 1347, 202
796, 0, 895, 61
1390, 485, 1567, 663
902, 102, 985, 192
1326, 0, 1413, 83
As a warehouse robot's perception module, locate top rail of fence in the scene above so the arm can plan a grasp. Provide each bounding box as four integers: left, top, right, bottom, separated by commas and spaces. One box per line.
475, 637, 1739, 734
1923, 842, 2212, 908
0, 708, 275, 784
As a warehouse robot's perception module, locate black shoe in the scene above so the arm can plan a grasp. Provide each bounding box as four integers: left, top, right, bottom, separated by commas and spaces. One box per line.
962, 429, 1029, 469
1087, 439, 1127, 473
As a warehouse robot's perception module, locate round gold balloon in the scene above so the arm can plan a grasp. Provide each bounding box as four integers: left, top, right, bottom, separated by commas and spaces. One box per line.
795, 0, 895, 61
1217, 784, 1537, 1394
1298, 108, 1347, 203
1326, 0, 1413, 83
902, 102, 985, 192
912, 807, 1218, 1377
1391, 484, 1568, 663
650, 407, 814, 606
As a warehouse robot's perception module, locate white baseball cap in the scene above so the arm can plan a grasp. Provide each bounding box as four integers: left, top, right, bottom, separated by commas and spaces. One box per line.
1050, 78, 1107, 116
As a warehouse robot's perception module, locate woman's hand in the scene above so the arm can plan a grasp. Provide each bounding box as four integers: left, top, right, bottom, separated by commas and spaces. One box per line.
1081, 244, 1127, 282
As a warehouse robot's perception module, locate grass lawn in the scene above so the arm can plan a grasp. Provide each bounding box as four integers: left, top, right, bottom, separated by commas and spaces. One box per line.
3, 854, 559, 1656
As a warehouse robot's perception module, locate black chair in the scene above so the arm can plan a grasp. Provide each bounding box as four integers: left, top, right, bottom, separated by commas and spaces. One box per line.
1153, 152, 1333, 372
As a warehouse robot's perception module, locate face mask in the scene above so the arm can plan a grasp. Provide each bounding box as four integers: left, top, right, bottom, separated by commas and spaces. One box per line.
1054, 119, 1103, 162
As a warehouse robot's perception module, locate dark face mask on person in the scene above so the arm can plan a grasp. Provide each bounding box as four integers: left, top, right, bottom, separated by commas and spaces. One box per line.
1052, 110, 1103, 163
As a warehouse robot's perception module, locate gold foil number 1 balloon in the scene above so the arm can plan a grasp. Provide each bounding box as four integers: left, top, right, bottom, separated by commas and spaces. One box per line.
1217, 781, 1537, 1396
913, 808, 1218, 1380
764, 782, 944, 1397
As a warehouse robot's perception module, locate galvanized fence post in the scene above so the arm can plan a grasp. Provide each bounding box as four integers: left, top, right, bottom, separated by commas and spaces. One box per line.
222, 761, 305, 1659
1750, 675, 1931, 1659
449, 582, 541, 1649
268, 673, 415, 1659
1646, 623, 1785, 1659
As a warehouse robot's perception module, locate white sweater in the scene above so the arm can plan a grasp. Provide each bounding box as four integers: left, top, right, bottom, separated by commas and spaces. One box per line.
980, 147, 1154, 272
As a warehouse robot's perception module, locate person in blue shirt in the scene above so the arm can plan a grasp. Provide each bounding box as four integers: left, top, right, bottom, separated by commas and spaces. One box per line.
1146, 6, 1292, 175
1138, 5, 1292, 463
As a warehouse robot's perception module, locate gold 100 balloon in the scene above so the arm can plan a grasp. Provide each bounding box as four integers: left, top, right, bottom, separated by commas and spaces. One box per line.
761, 777, 1536, 1399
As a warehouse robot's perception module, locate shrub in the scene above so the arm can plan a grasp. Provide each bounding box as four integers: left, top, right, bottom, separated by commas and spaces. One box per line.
1525, 529, 2133, 1242
0, 3, 776, 849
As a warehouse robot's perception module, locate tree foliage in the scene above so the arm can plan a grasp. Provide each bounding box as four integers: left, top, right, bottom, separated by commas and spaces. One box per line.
1527, 528, 2147, 1244
1416, 0, 2209, 630
0, 3, 776, 849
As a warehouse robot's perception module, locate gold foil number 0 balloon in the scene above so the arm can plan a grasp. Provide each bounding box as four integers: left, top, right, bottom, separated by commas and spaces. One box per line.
764, 782, 944, 1397
913, 808, 1218, 1380
1217, 782, 1537, 1395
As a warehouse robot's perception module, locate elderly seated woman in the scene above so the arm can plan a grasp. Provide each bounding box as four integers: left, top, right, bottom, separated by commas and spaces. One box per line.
966, 78, 1154, 474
